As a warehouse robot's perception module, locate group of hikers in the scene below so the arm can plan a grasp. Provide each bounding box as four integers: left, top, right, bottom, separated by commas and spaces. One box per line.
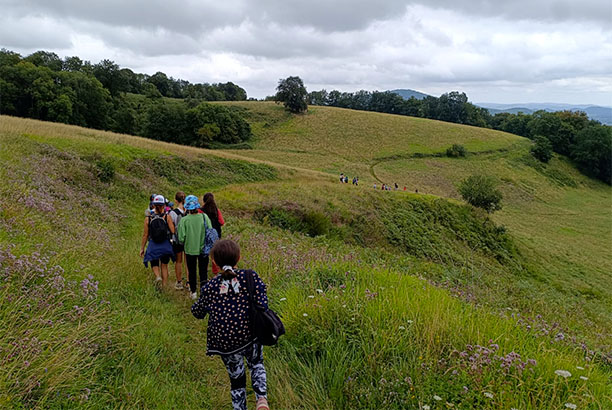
339, 173, 359, 185
140, 192, 271, 410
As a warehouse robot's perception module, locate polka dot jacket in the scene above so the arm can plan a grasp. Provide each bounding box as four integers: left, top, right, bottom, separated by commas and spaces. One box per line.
191, 269, 268, 356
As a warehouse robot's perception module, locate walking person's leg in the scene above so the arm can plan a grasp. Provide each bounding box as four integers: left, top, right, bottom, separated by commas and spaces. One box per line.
160, 255, 170, 286
220, 353, 247, 410
185, 254, 198, 294
200, 254, 209, 283
175, 251, 184, 288
245, 343, 268, 408
150, 259, 162, 284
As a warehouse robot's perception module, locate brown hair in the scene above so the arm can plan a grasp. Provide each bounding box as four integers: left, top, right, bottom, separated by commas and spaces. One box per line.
175, 191, 186, 204
210, 239, 240, 279
202, 192, 219, 222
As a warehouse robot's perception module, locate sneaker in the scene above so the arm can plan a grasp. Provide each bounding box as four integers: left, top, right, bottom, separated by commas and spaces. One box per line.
190, 292, 197, 300
256, 397, 269, 410
154, 276, 162, 289
174, 281, 183, 290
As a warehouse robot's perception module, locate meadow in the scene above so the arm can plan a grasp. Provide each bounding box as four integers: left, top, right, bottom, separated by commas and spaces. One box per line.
0, 110, 610, 409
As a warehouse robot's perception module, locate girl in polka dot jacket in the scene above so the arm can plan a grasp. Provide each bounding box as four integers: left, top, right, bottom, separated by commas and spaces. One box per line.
192, 239, 270, 410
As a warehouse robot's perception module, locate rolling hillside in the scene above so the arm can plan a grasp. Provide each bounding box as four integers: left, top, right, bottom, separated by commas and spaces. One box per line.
0, 110, 611, 409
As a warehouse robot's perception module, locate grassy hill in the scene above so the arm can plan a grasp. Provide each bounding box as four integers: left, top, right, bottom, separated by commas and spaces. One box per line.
0, 111, 611, 409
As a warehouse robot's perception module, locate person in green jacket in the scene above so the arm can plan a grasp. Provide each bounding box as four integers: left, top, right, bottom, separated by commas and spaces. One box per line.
178, 195, 212, 300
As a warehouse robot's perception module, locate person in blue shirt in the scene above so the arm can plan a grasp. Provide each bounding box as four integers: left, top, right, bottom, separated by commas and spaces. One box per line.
191, 239, 270, 410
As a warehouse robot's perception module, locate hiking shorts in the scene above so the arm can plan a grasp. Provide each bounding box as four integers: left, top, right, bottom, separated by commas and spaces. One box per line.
150, 255, 171, 267
172, 243, 185, 254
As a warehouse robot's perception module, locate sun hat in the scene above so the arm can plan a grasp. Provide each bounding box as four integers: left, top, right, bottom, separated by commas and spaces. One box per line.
152, 195, 166, 205
184, 195, 200, 211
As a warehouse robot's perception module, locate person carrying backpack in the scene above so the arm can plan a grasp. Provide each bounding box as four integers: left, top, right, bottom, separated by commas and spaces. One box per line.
178, 195, 212, 300
202, 192, 224, 276
192, 240, 270, 410
140, 195, 175, 287
170, 191, 187, 290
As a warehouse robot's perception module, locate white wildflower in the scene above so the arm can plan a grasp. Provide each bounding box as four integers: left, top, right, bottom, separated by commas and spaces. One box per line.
308, 295, 315, 299
564, 403, 577, 409
407, 320, 414, 324
316, 289, 323, 293
433, 395, 442, 401
342, 304, 346, 308
576, 366, 585, 370
580, 376, 588, 380
399, 326, 406, 330
303, 313, 308, 317
484, 392, 494, 399
280, 297, 287, 301
555, 369, 572, 378
423, 406, 430, 410
334, 295, 338, 299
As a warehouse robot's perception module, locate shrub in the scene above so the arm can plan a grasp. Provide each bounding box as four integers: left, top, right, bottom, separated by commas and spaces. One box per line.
530, 135, 553, 163
446, 144, 467, 158
458, 175, 503, 213
95, 159, 115, 183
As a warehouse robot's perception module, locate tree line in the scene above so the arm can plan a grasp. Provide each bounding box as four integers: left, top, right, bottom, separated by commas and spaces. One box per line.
0, 49, 251, 147
302, 87, 611, 184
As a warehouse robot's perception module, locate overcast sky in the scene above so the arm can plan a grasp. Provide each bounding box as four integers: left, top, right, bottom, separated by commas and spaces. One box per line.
1, 0, 611, 105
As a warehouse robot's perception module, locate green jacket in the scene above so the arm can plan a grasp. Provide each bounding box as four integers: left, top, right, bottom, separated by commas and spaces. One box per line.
177, 213, 212, 256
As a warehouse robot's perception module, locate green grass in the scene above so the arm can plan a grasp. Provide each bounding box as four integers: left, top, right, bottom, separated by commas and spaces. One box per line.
0, 114, 611, 409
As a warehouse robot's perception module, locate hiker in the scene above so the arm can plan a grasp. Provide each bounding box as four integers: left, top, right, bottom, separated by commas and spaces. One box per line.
373, 183, 377, 189
344, 176, 349, 183
140, 195, 175, 287
192, 240, 270, 410
394, 182, 398, 190
355, 177, 358, 186
145, 193, 156, 216
339, 173, 344, 183
404, 186, 407, 191
170, 192, 187, 290
178, 195, 212, 300
202, 192, 224, 276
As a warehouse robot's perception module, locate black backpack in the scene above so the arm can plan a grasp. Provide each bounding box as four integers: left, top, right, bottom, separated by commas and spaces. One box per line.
244, 270, 285, 346
148, 213, 170, 243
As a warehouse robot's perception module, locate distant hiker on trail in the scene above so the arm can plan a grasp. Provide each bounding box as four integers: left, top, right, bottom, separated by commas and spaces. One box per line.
344, 176, 349, 183
178, 195, 212, 300
404, 186, 407, 191
339, 173, 344, 183
170, 192, 187, 290
373, 183, 377, 189
202, 192, 224, 276
140, 195, 175, 287
394, 182, 398, 190
192, 240, 270, 410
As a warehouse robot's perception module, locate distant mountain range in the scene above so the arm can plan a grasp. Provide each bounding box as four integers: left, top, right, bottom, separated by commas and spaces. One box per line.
390, 89, 430, 100
476, 102, 612, 125
389, 89, 612, 125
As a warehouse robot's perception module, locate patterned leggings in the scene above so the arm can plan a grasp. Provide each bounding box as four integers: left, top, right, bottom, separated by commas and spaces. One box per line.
220, 342, 267, 410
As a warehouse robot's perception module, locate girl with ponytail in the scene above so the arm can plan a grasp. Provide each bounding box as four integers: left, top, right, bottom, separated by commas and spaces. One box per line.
191, 240, 270, 410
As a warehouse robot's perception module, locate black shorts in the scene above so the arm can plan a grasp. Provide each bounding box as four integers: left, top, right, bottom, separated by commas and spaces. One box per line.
173, 243, 185, 254
150, 255, 170, 267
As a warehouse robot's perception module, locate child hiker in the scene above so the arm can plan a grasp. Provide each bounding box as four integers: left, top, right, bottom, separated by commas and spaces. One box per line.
140, 195, 175, 287
178, 195, 212, 300
192, 240, 270, 410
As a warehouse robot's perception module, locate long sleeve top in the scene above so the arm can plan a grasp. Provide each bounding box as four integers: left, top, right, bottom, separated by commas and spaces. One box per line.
177, 213, 211, 256
191, 269, 268, 356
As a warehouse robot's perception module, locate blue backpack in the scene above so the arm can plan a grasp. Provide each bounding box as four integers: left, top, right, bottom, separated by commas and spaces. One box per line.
202, 217, 219, 256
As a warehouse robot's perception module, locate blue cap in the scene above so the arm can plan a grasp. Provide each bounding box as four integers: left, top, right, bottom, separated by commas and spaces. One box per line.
185, 195, 200, 211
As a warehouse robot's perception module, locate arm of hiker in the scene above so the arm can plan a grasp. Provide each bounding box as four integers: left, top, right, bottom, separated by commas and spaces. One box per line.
218, 209, 225, 226
140, 218, 148, 257
252, 271, 269, 310
191, 285, 210, 319
166, 214, 175, 235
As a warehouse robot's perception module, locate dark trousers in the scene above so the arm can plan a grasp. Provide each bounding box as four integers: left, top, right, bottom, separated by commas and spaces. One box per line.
185, 254, 208, 293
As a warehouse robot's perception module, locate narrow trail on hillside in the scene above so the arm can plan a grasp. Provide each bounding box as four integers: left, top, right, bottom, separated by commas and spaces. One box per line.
369, 147, 512, 184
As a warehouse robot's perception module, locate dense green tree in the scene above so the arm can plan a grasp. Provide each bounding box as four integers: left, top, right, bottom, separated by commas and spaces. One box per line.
530, 135, 554, 163
458, 175, 503, 213
572, 125, 612, 184
276, 76, 308, 113
62, 56, 84, 72
188, 103, 251, 146
25, 51, 63, 71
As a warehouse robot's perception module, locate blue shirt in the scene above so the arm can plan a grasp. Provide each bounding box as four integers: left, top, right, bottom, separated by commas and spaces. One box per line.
191, 269, 268, 355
